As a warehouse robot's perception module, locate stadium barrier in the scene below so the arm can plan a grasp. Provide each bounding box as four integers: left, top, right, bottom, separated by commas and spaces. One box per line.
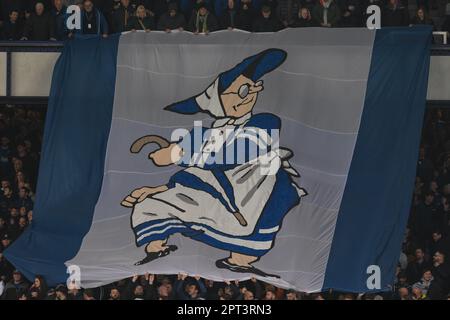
0, 41, 449, 105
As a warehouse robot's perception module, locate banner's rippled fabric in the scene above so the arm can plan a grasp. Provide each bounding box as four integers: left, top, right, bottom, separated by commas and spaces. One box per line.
5, 27, 432, 293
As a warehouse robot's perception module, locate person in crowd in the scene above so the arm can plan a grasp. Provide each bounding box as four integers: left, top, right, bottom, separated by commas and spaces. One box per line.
1, 10, 24, 41
382, 0, 409, 27
236, 0, 254, 30
188, 2, 218, 33
83, 288, 96, 300
219, 0, 238, 29
252, 4, 282, 31
131, 4, 155, 31
28, 275, 48, 299
338, 0, 362, 27
175, 274, 207, 300
290, 6, 315, 27
69, 0, 109, 37
406, 248, 431, 284
410, 6, 435, 29
276, 0, 300, 28
157, 2, 185, 32
54, 284, 68, 300
51, 0, 68, 40
109, 286, 121, 300
413, 269, 434, 297
112, 0, 135, 32
311, 0, 341, 27
22, 2, 56, 40
153, 0, 176, 20
1, 270, 28, 300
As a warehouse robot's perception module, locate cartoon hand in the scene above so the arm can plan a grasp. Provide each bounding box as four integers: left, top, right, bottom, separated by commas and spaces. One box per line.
149, 143, 183, 166
121, 186, 168, 207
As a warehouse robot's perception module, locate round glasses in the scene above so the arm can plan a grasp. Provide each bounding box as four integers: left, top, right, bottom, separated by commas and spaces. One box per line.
236, 80, 264, 99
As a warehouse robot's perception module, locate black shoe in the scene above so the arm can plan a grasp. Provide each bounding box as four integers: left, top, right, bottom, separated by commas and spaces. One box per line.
215, 258, 280, 279
134, 245, 178, 266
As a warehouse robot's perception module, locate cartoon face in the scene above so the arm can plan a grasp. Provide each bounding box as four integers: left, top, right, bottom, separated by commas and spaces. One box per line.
220, 75, 264, 118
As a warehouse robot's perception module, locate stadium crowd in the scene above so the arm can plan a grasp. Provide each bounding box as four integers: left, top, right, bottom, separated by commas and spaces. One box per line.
0, 0, 449, 40
0, 104, 449, 300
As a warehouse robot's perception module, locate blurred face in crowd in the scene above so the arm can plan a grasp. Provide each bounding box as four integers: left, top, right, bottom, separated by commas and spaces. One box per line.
110, 288, 120, 299
300, 8, 310, 20
36, 3, 45, 16
286, 292, 298, 300
134, 285, 144, 296
186, 284, 198, 297
136, 5, 146, 18
1, 238, 10, 248
84, 1, 93, 12
121, 0, 130, 7
4, 186, 12, 197
243, 290, 254, 300
425, 193, 434, 204
19, 187, 27, 198
28, 211, 33, 222
34, 277, 41, 288
265, 290, 276, 300
417, 9, 425, 20
430, 181, 438, 192
433, 252, 445, 265
10, 208, 18, 217
423, 270, 432, 281
398, 287, 409, 299
199, 7, 208, 16
9, 11, 19, 23
262, 8, 271, 18
412, 287, 422, 298
19, 217, 27, 228
13, 272, 22, 283
19, 207, 27, 216
14, 160, 23, 172
415, 248, 424, 261
228, 0, 234, 9
169, 9, 177, 17
432, 232, 442, 242
54, 0, 63, 9
1, 180, 9, 189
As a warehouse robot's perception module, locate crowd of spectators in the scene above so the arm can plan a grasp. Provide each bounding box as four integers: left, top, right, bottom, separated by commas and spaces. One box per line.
0, 0, 449, 40
0, 106, 449, 300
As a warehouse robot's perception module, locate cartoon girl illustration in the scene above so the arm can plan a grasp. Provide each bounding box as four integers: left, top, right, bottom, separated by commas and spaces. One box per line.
121, 49, 307, 278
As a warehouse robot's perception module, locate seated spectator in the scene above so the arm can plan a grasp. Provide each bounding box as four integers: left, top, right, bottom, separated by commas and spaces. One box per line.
219, 0, 238, 29
54, 284, 68, 300
411, 285, 426, 300
157, 2, 185, 32
252, 5, 282, 32
286, 289, 298, 300
153, 0, 177, 20
312, 0, 341, 28
1, 10, 23, 41
188, 3, 218, 33
51, 0, 68, 40
83, 288, 96, 300
236, 0, 254, 31
338, 0, 362, 27
113, 0, 135, 32
22, 2, 56, 41
28, 275, 48, 300
291, 7, 315, 27
1, 270, 28, 300
410, 7, 435, 29
382, 0, 409, 27
71, 0, 108, 37
396, 286, 410, 300
413, 269, 434, 297
276, 0, 300, 28
406, 248, 431, 284
131, 4, 155, 31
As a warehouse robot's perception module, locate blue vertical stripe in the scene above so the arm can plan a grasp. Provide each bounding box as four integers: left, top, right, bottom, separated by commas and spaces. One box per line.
323, 27, 432, 292
4, 35, 120, 286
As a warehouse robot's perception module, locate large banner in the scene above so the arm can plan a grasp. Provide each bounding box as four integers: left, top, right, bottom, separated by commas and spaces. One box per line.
5, 27, 431, 293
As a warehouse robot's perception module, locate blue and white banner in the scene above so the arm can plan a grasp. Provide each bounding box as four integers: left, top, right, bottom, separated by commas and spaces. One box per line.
5, 27, 432, 293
